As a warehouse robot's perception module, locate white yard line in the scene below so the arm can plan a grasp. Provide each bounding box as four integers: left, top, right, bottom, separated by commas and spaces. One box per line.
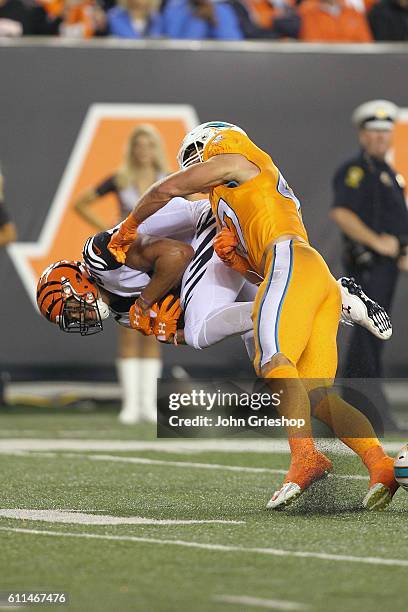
44, 451, 290, 475
0, 439, 292, 453
213, 595, 309, 610
0, 438, 404, 455
1, 526, 408, 568
0, 509, 244, 526
68, 452, 369, 481
0, 450, 369, 481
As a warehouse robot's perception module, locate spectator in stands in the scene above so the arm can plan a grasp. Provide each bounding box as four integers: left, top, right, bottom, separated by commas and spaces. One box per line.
230, 0, 300, 38
29, 0, 62, 35
161, 0, 244, 40
0, 169, 17, 406
368, 0, 408, 41
59, 0, 107, 37
0, 0, 31, 35
298, 0, 373, 42
108, 0, 163, 38
74, 124, 167, 424
30, 0, 107, 36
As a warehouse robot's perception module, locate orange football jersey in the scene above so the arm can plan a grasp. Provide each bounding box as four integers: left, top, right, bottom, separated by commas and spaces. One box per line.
202, 129, 308, 273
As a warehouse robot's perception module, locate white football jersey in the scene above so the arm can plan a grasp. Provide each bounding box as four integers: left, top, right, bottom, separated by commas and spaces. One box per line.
82, 197, 212, 326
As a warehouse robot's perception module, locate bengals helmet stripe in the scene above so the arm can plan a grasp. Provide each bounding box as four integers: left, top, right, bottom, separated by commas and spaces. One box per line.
36, 280, 60, 297
43, 296, 63, 321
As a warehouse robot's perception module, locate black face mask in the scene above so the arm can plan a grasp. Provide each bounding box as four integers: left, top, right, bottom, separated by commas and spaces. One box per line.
59, 296, 104, 336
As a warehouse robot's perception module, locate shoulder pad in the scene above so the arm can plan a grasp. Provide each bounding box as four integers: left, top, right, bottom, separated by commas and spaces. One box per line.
204, 129, 248, 159
83, 231, 122, 271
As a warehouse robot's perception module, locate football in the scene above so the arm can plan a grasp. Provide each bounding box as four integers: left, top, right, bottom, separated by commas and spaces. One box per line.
394, 445, 408, 490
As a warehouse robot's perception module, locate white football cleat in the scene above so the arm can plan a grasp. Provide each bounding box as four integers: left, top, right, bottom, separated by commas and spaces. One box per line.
362, 451, 399, 510
266, 482, 302, 510
363, 483, 394, 511
267, 451, 332, 510
338, 277, 392, 340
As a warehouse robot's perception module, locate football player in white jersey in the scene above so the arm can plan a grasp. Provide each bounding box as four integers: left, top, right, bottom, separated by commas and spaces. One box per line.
79, 197, 255, 345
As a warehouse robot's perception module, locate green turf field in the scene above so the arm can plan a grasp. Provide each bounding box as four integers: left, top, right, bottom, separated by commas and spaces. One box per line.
0, 411, 407, 612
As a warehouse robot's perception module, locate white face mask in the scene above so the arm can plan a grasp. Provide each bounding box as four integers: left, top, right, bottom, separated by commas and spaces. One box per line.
96, 298, 110, 321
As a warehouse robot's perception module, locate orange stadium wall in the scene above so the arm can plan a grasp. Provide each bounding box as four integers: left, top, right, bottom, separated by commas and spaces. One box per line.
0, 42, 407, 378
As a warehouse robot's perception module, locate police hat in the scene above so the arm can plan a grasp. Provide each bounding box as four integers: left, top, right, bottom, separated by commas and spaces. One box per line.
352, 100, 398, 131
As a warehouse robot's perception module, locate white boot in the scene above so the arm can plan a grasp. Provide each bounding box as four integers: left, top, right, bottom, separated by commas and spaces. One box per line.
117, 358, 141, 425
140, 358, 162, 422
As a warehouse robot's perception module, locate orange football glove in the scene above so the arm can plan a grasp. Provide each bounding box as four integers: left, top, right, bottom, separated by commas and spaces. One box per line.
108, 216, 139, 264
213, 227, 250, 276
129, 301, 154, 336
152, 295, 182, 343
213, 226, 238, 263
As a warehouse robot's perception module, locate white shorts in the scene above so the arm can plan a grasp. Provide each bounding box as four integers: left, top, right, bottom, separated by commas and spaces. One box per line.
181, 206, 254, 349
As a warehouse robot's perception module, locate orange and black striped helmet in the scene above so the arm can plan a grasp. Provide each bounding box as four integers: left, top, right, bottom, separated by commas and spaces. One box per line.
36, 260, 106, 335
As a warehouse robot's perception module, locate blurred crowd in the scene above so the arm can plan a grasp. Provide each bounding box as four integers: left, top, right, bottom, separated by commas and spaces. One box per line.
0, 0, 406, 42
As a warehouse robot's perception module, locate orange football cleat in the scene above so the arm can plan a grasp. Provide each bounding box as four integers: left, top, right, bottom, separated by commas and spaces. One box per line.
363, 447, 399, 510
267, 450, 332, 510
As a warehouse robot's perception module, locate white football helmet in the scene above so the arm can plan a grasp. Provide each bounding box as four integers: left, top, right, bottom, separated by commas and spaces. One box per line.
177, 121, 247, 169
394, 444, 408, 490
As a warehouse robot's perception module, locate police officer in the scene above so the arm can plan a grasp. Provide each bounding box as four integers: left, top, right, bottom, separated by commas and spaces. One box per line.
0, 169, 17, 405
331, 100, 408, 429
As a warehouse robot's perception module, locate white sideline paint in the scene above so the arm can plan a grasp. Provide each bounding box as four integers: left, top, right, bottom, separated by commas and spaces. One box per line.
213, 595, 308, 610
0, 438, 291, 453
0, 509, 244, 526
1, 527, 408, 568
80, 453, 368, 481
0, 450, 368, 481
0, 438, 404, 455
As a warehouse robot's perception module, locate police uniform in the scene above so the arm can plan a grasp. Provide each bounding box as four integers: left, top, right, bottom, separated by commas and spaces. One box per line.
332, 100, 408, 380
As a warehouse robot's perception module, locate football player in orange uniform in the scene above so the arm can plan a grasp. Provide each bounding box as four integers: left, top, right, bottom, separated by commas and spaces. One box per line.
104, 122, 398, 509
